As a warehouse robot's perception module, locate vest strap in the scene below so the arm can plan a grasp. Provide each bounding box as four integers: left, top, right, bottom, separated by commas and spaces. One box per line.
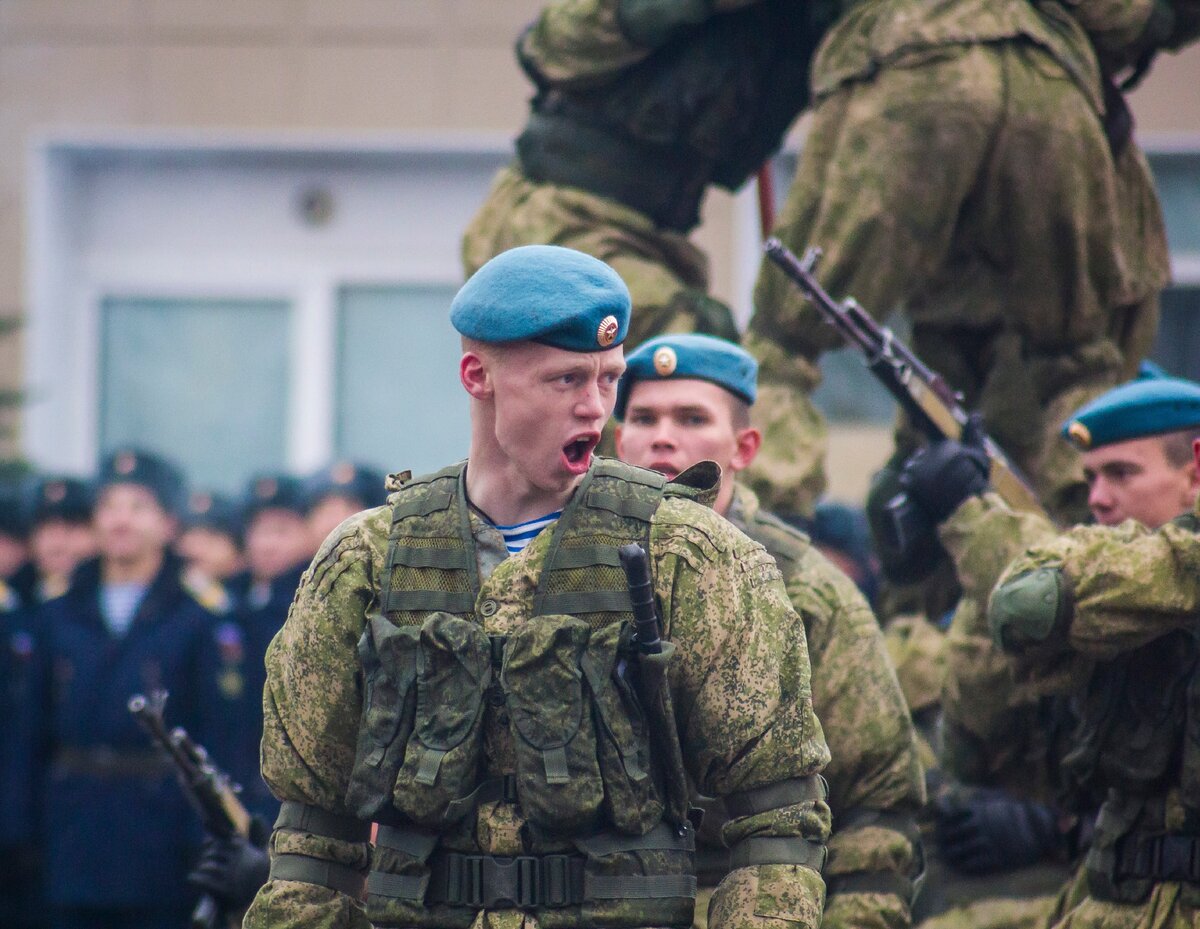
367, 870, 428, 901
538, 589, 633, 615
388, 545, 473, 570
724, 775, 828, 818
274, 801, 371, 843
573, 821, 696, 857
270, 853, 366, 899
728, 836, 827, 871
585, 873, 698, 900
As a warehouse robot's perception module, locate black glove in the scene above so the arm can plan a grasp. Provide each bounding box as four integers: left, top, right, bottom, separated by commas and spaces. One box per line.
898, 415, 991, 525
866, 456, 944, 584
187, 816, 270, 912
934, 787, 1063, 875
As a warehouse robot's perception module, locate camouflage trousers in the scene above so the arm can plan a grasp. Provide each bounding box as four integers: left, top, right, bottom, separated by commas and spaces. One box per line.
747, 39, 1168, 521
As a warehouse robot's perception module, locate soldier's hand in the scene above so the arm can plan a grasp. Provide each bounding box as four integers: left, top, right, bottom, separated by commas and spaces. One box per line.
187, 816, 270, 911
899, 415, 991, 526
934, 787, 1063, 875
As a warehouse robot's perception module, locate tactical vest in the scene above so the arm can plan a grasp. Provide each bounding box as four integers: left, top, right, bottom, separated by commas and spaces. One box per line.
346, 458, 703, 928
516, 0, 837, 231
1071, 514, 1200, 902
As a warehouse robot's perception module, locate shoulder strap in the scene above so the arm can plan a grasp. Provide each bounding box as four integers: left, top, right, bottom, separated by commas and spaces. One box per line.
380, 462, 479, 624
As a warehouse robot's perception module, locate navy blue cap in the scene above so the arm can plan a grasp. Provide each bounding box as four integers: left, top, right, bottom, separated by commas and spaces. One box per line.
451, 245, 631, 352
30, 475, 93, 525
242, 473, 306, 520
0, 480, 30, 539
98, 448, 186, 515
1063, 377, 1200, 450
304, 461, 385, 512
615, 334, 758, 420
182, 490, 245, 543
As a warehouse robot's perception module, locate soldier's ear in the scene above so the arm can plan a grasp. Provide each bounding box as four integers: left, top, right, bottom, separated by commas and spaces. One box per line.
460, 351, 493, 401
730, 426, 762, 473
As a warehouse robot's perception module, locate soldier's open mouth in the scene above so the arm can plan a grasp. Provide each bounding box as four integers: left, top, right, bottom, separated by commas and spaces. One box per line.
562, 435, 599, 472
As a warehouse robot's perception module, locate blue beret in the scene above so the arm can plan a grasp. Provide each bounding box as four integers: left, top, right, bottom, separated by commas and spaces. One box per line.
304, 461, 385, 511
451, 245, 631, 352
98, 448, 186, 514
1062, 377, 1200, 450
615, 334, 758, 420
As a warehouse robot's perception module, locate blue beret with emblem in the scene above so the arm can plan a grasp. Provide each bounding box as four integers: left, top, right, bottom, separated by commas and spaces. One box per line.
615, 334, 758, 421
450, 245, 631, 352
304, 460, 385, 512
98, 448, 186, 515
242, 473, 306, 520
1062, 376, 1200, 450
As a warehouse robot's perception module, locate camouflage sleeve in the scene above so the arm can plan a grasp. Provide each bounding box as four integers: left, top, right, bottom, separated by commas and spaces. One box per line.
996, 516, 1200, 660
243, 509, 390, 929
519, 0, 762, 86
789, 547, 924, 929
651, 498, 831, 929
937, 494, 1061, 790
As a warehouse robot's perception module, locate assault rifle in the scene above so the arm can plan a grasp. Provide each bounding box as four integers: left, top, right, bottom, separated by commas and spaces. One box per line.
763, 238, 1047, 519
129, 690, 251, 929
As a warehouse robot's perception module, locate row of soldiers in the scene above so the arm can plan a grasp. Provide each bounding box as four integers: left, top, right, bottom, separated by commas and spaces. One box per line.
0, 457, 385, 929
5, 246, 1200, 929
227, 247, 1200, 929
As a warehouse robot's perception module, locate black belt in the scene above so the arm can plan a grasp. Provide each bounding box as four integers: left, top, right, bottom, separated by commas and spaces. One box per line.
427, 851, 586, 909
1115, 834, 1200, 884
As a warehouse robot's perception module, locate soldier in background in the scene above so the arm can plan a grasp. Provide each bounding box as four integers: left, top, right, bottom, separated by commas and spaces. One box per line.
614, 333, 924, 929
894, 375, 1200, 928
37, 448, 243, 929
1, 479, 35, 607
227, 473, 312, 822
177, 490, 246, 586
25, 476, 96, 603
748, 0, 1198, 521
302, 460, 385, 553
980, 380, 1200, 929
0, 580, 45, 929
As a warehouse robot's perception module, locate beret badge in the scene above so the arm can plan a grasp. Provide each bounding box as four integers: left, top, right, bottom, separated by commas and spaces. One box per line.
653, 346, 678, 377
597, 315, 619, 348
1067, 421, 1092, 449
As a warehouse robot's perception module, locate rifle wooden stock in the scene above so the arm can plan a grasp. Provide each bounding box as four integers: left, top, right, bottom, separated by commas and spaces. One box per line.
764, 237, 1047, 519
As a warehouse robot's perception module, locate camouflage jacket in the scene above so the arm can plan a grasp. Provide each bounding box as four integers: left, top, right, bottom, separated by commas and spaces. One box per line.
995, 493, 1200, 665
728, 485, 925, 929
937, 493, 1064, 799
244, 461, 832, 929
813, 0, 1163, 112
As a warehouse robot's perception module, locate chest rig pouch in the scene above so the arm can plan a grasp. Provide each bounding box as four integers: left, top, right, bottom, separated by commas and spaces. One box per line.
1073, 514, 1200, 904
346, 460, 700, 927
